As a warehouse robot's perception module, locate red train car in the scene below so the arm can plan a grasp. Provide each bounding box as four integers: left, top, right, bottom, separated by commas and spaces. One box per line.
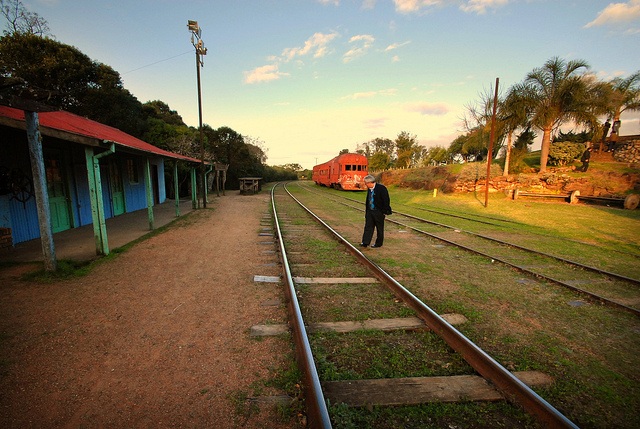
312, 153, 368, 190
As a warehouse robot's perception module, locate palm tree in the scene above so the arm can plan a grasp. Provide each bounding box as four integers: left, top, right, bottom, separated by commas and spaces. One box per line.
607, 71, 640, 126
524, 57, 594, 173
500, 83, 534, 176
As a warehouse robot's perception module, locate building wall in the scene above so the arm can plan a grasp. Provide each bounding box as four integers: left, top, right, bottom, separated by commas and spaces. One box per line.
0, 125, 167, 245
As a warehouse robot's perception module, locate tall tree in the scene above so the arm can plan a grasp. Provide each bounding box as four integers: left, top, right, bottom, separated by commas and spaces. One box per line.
500, 83, 534, 175
395, 131, 419, 168
523, 57, 594, 172
0, 32, 146, 136
463, 83, 506, 162
1, 0, 50, 36
606, 71, 640, 124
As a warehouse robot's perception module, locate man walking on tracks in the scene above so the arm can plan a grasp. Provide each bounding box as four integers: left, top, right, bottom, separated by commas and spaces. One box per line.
360, 175, 392, 248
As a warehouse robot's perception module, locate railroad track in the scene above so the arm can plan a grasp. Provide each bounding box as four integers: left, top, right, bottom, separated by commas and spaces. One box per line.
297, 183, 640, 317
265, 182, 579, 428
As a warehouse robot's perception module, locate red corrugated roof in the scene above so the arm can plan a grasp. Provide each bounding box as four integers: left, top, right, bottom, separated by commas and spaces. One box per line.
0, 105, 203, 163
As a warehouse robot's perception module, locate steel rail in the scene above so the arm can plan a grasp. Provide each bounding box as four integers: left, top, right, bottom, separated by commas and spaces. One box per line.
301, 183, 640, 259
271, 184, 332, 429
283, 183, 579, 429
330, 197, 640, 317
394, 208, 640, 286
300, 185, 640, 286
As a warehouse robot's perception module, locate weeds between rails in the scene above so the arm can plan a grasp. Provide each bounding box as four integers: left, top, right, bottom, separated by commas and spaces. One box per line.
299, 183, 640, 316
281, 181, 640, 428
271, 183, 579, 429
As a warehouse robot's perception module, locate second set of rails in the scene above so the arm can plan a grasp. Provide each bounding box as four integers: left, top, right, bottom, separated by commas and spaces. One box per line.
298, 182, 640, 317
270, 182, 584, 428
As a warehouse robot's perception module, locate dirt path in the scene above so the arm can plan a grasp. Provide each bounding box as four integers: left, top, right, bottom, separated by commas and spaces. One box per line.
0, 193, 298, 428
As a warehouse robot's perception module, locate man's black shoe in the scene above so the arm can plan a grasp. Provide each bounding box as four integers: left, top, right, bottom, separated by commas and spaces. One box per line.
371, 244, 382, 248
359, 243, 368, 247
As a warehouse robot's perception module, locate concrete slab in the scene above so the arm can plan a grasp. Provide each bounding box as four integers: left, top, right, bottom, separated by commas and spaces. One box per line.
1, 199, 196, 262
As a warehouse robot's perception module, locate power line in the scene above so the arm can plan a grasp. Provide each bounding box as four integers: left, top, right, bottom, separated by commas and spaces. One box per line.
121, 50, 193, 75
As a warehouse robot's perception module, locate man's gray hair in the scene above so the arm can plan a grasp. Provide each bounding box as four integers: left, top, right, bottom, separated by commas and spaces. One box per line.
363, 175, 376, 183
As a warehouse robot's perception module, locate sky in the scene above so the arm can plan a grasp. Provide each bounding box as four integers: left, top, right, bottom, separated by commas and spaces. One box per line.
24, 0, 640, 169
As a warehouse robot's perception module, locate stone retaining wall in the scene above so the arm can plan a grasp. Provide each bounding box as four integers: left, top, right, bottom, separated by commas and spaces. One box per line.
613, 138, 640, 165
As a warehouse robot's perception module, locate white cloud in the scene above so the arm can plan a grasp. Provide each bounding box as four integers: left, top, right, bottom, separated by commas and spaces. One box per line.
362, 0, 378, 9
281, 32, 339, 62
343, 34, 375, 62
459, 0, 510, 15
243, 64, 290, 84
341, 88, 397, 100
244, 32, 338, 84
392, 55, 400, 62
392, 0, 445, 13
584, 0, 640, 28
363, 118, 389, 129
317, 0, 340, 5
404, 102, 450, 115
384, 41, 411, 51
392, 0, 510, 14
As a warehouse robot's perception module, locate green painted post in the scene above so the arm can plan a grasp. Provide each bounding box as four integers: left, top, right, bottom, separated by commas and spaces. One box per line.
191, 167, 197, 209
174, 162, 180, 217
84, 147, 109, 255
145, 158, 155, 230
85, 147, 102, 254
25, 111, 57, 272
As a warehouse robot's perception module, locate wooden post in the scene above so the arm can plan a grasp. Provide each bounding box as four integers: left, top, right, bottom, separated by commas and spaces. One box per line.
190, 167, 197, 209
485, 77, 499, 208
174, 161, 180, 217
25, 111, 57, 272
85, 145, 114, 256
144, 158, 155, 230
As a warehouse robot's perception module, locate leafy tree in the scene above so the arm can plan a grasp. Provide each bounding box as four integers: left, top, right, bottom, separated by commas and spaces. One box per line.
339, 148, 349, 155
0, 32, 146, 136
143, 100, 187, 126
206, 126, 265, 189
447, 135, 467, 162
553, 130, 592, 144
514, 128, 536, 151
357, 137, 396, 161
605, 71, 640, 125
369, 152, 391, 171
244, 135, 269, 164
395, 131, 420, 168
523, 56, 595, 172
1, 0, 50, 36
423, 145, 448, 166
548, 141, 585, 166
462, 83, 506, 161
500, 83, 534, 175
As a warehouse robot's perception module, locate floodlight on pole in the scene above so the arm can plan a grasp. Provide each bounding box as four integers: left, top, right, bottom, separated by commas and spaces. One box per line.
188, 19, 208, 208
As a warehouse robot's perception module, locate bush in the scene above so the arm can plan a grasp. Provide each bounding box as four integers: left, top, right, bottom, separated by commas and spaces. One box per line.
549, 142, 585, 166
457, 162, 503, 181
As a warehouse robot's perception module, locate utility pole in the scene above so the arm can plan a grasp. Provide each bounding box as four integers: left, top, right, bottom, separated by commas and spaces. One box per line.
188, 20, 208, 208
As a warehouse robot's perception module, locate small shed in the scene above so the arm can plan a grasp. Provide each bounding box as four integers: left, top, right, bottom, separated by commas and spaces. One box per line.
238, 177, 262, 195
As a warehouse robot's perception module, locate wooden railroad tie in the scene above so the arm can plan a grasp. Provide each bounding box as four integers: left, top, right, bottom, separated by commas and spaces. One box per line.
322, 371, 554, 406
249, 314, 467, 337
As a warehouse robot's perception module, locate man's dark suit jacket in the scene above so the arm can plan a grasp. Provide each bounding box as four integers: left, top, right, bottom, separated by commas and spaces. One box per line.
366, 183, 392, 215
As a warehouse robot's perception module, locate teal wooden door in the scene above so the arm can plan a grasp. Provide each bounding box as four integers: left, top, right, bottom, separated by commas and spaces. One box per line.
109, 161, 125, 216
44, 151, 72, 233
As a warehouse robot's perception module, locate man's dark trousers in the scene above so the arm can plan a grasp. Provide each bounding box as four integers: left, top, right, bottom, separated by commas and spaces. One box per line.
362, 209, 385, 247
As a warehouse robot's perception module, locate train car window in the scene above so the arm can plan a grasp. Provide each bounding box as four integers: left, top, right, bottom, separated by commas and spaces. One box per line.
357, 165, 362, 171
345, 165, 352, 171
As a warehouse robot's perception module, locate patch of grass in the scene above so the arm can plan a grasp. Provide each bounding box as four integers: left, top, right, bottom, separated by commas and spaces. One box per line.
329, 399, 536, 428
22, 259, 93, 282
312, 330, 472, 381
